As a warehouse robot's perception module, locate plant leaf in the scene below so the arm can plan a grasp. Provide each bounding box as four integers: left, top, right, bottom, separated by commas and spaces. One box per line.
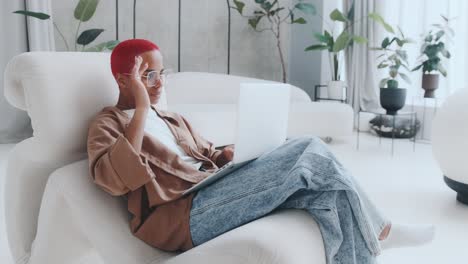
435, 30, 445, 41
305, 44, 328, 51
84, 40, 119, 52
233, 0, 245, 14
390, 65, 398, 78
314, 33, 329, 43
248, 18, 258, 29
397, 26, 405, 38
438, 63, 447, 77
347, 1, 355, 21
77, 28, 104, 45
352, 35, 368, 44
381, 37, 390, 49
261, 1, 274, 11
13, 10, 50, 20
333, 31, 350, 52
399, 72, 411, 84
330, 9, 348, 22
378, 63, 389, 69
74, 0, 99, 22
295, 3, 316, 15
368, 12, 394, 33
379, 78, 390, 88
441, 48, 451, 58
396, 50, 408, 61
292, 17, 307, 24
412, 64, 423, 71
425, 34, 433, 42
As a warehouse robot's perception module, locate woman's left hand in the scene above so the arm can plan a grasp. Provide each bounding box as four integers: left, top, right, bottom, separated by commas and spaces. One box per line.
217, 145, 234, 167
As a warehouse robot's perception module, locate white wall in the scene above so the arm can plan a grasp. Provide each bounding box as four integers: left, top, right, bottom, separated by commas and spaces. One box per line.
50, 0, 297, 83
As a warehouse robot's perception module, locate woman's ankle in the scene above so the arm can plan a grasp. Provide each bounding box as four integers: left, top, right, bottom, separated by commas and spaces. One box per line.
379, 223, 392, 240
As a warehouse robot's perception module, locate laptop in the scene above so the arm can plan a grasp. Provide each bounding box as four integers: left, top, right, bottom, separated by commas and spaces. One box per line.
183, 83, 291, 195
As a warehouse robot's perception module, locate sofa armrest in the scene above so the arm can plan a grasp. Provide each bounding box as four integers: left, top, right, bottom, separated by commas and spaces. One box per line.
28, 160, 174, 264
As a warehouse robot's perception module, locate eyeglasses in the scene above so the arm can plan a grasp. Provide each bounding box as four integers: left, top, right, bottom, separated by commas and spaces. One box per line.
124, 68, 173, 87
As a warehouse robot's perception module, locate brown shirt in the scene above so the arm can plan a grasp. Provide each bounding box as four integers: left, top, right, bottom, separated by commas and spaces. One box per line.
87, 105, 222, 251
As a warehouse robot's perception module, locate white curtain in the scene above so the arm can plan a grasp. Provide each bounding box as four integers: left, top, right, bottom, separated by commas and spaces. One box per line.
0, 0, 54, 143
344, 0, 380, 112
0, 0, 32, 143
375, 0, 468, 99
26, 0, 55, 51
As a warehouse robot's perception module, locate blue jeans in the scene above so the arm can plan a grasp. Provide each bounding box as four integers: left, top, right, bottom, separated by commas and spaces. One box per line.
189, 137, 390, 264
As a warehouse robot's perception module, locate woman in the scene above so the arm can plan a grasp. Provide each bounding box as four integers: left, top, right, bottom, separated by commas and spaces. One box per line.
87, 39, 434, 264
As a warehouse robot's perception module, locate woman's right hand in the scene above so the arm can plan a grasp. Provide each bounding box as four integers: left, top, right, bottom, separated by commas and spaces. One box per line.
129, 56, 150, 110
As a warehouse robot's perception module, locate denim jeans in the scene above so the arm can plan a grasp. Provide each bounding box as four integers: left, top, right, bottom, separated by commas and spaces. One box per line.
189, 137, 390, 264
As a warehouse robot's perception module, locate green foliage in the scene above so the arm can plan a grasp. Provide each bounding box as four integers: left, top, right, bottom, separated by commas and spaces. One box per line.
74, 0, 99, 22
77, 29, 104, 45
412, 15, 454, 77
84, 40, 119, 52
232, 0, 315, 29
373, 27, 413, 88
13, 10, 50, 20
368, 12, 394, 34
304, 4, 391, 81
231, 0, 316, 83
13, 0, 117, 52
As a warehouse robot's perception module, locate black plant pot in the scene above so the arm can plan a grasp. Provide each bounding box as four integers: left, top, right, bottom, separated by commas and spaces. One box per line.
380, 88, 407, 115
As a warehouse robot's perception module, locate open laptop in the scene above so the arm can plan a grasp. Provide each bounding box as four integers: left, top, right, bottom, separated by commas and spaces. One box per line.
183, 83, 291, 195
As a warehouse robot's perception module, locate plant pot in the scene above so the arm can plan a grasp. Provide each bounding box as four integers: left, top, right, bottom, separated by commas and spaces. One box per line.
327, 80, 346, 100
380, 88, 407, 115
421, 73, 439, 98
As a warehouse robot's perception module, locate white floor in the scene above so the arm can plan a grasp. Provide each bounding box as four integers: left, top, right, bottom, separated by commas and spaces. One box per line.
1, 133, 467, 263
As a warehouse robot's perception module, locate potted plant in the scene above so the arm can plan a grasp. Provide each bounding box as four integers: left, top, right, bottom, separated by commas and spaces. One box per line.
231, 0, 316, 83
305, 9, 391, 100
373, 27, 413, 115
412, 15, 454, 98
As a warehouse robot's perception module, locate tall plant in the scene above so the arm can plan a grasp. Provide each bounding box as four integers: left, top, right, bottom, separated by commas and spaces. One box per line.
412, 15, 454, 77
305, 9, 392, 82
231, 0, 316, 83
14, 0, 118, 52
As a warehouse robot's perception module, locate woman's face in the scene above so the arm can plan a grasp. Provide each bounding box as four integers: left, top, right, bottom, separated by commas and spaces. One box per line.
117, 49, 165, 106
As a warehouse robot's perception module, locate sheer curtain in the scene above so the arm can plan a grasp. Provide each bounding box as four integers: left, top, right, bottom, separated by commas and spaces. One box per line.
344, 0, 380, 112
0, 0, 54, 143
375, 0, 468, 100
0, 0, 32, 143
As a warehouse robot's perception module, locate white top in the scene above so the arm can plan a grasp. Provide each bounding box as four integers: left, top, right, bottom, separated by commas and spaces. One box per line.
124, 109, 203, 170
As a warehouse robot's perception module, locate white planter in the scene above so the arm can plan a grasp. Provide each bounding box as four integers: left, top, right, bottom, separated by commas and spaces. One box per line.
327, 80, 346, 100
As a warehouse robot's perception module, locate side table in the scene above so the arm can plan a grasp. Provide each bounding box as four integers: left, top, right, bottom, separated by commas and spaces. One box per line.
356, 109, 417, 156
411, 96, 440, 142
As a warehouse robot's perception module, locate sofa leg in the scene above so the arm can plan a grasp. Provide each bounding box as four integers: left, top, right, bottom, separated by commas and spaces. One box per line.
444, 176, 468, 206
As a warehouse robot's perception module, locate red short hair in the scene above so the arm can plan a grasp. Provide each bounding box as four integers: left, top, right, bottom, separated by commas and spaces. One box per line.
110, 39, 160, 78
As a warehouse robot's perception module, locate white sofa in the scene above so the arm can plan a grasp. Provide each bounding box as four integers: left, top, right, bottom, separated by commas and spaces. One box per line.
3, 52, 353, 264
